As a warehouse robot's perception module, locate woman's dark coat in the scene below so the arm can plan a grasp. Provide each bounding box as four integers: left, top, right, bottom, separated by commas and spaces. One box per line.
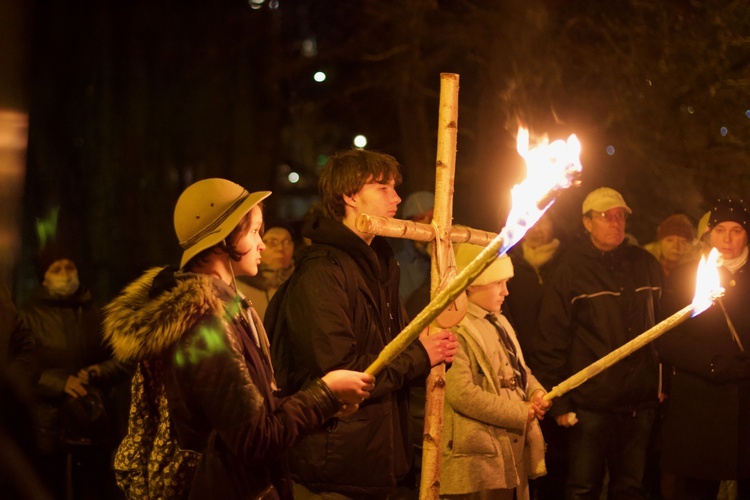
19, 286, 125, 453
104, 267, 341, 499
656, 259, 750, 480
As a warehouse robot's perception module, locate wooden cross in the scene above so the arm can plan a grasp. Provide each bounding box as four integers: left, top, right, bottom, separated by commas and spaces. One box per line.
356, 73, 498, 500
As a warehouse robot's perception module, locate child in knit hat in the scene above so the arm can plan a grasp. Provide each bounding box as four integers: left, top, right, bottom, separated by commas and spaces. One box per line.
440, 243, 550, 500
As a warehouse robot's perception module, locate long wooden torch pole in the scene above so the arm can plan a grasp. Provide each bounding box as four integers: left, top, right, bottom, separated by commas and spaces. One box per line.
419, 72, 459, 500
543, 303, 695, 401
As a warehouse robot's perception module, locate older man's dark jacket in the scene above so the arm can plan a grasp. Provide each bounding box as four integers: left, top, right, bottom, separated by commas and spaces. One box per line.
268, 216, 431, 497
533, 235, 663, 417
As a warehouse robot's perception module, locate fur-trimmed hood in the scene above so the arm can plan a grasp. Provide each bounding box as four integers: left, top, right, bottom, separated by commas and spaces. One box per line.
103, 267, 225, 363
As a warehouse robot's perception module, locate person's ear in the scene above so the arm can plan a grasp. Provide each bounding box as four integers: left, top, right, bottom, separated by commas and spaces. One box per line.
343, 193, 357, 209
582, 215, 593, 233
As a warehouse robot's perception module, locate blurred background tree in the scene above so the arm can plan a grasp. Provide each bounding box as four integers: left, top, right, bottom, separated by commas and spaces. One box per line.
11, 0, 750, 302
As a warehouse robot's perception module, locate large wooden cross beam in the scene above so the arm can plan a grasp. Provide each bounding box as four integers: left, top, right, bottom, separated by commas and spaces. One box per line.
357, 75, 583, 500
356, 73, 494, 500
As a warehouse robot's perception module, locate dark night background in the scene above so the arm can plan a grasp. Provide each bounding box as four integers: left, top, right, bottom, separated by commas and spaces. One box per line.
2, 0, 750, 303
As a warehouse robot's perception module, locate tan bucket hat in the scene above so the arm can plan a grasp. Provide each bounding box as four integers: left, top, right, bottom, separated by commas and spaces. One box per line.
174, 178, 271, 268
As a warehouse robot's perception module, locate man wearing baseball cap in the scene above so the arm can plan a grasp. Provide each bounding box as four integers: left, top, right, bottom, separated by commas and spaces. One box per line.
533, 187, 663, 499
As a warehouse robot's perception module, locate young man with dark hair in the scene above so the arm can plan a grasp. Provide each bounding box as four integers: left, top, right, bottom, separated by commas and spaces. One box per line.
268, 149, 458, 498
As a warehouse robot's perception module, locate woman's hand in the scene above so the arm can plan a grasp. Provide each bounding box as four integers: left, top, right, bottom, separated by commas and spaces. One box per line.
321, 370, 375, 406
322, 370, 375, 418
64, 375, 88, 398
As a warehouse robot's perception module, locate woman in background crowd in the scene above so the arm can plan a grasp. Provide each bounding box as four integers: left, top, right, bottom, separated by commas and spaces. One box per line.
656, 198, 750, 499
236, 225, 295, 320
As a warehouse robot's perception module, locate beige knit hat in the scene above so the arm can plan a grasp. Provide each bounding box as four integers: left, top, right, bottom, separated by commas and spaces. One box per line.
455, 243, 514, 286
174, 178, 271, 268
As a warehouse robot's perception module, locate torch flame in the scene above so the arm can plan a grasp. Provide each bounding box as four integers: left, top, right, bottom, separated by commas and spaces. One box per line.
498, 127, 583, 254
691, 248, 724, 317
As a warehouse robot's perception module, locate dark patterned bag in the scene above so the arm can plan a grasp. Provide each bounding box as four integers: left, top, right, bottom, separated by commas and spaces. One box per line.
115, 361, 201, 499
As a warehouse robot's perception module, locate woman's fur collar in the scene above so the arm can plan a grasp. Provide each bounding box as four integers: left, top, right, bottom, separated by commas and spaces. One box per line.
103, 267, 224, 362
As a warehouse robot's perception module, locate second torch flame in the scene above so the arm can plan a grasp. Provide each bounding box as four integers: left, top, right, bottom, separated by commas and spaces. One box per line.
692, 248, 724, 316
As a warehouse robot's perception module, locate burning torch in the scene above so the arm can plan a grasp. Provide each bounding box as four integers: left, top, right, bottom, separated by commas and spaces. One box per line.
365, 128, 583, 376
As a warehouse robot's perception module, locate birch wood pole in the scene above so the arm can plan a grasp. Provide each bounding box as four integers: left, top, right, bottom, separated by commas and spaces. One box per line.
356, 214, 497, 246
419, 72, 459, 500
542, 303, 695, 402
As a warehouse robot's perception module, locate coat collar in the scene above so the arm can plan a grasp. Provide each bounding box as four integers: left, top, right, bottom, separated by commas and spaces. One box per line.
103, 267, 226, 362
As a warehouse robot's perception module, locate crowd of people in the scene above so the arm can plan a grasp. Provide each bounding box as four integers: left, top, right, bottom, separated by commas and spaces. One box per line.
1, 148, 749, 500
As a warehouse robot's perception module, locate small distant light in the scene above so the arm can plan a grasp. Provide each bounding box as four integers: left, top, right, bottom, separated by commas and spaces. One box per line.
288, 172, 300, 184
249, 0, 264, 9
646, 79, 652, 86
313, 71, 326, 83
720, 127, 728, 137
606, 145, 615, 156
745, 110, 750, 119
269, 0, 279, 9
353, 135, 367, 148
687, 106, 695, 114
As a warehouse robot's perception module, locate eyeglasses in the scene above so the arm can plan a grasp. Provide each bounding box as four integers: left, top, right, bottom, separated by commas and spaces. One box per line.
587, 210, 629, 224
264, 238, 293, 249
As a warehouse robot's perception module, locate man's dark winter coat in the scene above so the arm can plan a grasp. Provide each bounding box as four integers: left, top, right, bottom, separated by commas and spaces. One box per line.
504, 243, 564, 368
267, 216, 431, 497
533, 235, 663, 418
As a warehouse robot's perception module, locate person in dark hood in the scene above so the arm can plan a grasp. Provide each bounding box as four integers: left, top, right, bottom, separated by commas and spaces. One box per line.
266, 149, 459, 498
104, 178, 374, 500
19, 244, 130, 499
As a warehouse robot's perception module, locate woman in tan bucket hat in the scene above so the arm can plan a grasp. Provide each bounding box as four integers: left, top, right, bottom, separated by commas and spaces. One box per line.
102, 178, 375, 499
